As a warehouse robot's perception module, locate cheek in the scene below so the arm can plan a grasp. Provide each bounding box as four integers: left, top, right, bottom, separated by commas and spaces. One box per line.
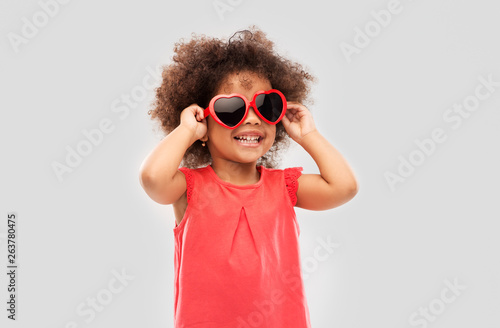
271, 126, 280, 142
207, 121, 231, 143
264, 127, 277, 144
269, 125, 277, 138
206, 118, 219, 138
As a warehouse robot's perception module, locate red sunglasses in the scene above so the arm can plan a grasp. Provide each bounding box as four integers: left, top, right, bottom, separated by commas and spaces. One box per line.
203, 89, 287, 129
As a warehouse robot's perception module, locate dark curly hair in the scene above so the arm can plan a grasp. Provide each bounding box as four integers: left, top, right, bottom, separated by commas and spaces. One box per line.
148, 25, 315, 169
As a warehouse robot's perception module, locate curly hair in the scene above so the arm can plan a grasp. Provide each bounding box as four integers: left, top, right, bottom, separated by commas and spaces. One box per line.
148, 25, 315, 169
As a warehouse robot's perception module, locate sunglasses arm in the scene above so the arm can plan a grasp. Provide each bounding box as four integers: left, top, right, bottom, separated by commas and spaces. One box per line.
203, 107, 211, 120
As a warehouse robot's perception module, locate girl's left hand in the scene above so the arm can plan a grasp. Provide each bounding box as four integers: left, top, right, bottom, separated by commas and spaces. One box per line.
281, 101, 317, 145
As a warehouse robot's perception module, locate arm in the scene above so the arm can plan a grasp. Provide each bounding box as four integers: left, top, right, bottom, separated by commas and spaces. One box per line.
139, 104, 207, 205
281, 102, 358, 211
295, 130, 358, 210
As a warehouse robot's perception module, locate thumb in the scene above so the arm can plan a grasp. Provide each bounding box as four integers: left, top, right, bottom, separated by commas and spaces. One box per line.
281, 114, 290, 129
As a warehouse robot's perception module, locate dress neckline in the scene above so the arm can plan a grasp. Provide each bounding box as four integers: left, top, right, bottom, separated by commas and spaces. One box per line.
206, 164, 264, 189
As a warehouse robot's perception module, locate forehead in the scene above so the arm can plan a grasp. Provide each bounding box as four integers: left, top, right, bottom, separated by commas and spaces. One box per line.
217, 71, 272, 94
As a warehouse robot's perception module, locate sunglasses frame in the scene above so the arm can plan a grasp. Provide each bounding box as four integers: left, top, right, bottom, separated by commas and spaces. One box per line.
203, 89, 287, 129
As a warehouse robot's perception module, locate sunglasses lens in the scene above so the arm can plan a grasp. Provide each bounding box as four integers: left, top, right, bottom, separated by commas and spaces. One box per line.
255, 93, 284, 123
213, 97, 246, 127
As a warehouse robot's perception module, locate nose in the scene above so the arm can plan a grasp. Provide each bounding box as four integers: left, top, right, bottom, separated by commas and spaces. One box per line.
243, 106, 261, 125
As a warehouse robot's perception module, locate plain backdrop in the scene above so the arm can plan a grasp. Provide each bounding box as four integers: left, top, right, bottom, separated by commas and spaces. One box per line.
1, 0, 499, 327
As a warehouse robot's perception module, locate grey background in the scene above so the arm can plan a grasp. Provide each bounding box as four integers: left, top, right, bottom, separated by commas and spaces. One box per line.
1, 0, 499, 327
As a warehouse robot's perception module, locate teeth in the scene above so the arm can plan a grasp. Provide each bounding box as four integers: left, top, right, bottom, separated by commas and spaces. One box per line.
235, 135, 260, 143
236, 136, 260, 141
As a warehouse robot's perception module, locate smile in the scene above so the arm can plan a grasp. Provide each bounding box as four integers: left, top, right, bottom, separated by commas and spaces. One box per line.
234, 135, 262, 147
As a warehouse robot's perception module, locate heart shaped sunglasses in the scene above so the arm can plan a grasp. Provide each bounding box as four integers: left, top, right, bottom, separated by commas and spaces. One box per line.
203, 89, 287, 129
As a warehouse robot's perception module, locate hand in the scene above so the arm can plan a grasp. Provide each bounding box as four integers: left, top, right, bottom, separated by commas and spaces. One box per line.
281, 102, 317, 145
179, 104, 208, 144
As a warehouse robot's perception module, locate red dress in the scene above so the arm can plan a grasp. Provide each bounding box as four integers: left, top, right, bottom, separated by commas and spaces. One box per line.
174, 164, 311, 328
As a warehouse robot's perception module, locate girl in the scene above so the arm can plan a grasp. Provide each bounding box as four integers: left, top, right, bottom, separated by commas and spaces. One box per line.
139, 26, 358, 328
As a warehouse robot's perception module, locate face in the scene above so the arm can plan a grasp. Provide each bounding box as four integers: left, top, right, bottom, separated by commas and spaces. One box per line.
204, 71, 276, 165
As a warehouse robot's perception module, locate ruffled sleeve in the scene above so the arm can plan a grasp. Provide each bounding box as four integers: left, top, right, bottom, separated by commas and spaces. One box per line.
178, 167, 193, 203
284, 167, 303, 206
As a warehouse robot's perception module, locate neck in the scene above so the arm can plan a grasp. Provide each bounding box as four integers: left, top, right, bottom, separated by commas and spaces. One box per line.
210, 160, 260, 185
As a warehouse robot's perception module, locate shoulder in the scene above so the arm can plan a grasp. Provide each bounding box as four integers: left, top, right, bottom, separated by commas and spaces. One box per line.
284, 167, 303, 207
259, 165, 303, 180
178, 165, 210, 179
178, 165, 210, 203
261, 166, 303, 206
283, 166, 304, 179
260, 166, 303, 176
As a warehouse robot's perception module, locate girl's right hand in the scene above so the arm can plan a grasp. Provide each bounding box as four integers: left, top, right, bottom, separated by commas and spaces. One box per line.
179, 104, 208, 144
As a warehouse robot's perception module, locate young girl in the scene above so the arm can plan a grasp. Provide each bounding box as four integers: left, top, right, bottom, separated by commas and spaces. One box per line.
139, 26, 358, 328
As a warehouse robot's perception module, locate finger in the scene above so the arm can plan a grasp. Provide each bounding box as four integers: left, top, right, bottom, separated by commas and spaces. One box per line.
281, 114, 290, 127
287, 103, 307, 113
287, 102, 301, 108
196, 107, 205, 120
193, 104, 203, 113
